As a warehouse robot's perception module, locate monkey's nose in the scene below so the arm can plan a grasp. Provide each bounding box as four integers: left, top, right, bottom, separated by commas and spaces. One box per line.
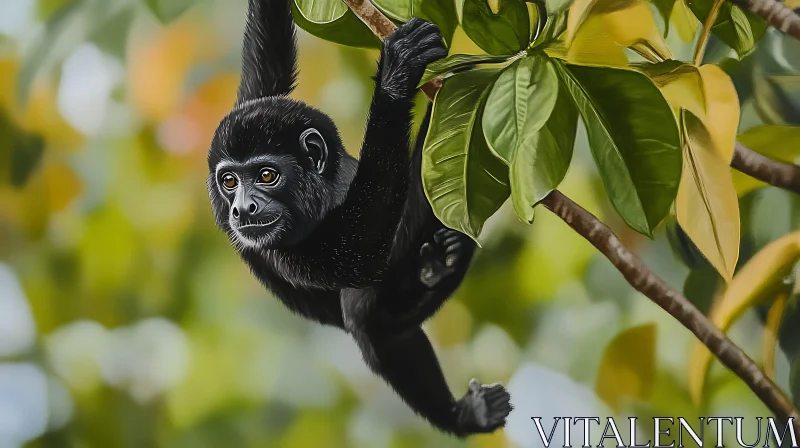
232, 201, 259, 221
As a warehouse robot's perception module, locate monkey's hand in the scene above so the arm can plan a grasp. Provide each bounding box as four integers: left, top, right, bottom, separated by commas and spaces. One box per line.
378, 18, 447, 101
455, 379, 513, 436
419, 228, 465, 289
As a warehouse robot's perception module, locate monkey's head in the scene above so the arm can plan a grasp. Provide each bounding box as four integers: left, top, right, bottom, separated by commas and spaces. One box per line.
207, 96, 350, 250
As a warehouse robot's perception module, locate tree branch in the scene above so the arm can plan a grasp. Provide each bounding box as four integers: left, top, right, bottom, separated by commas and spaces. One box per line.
733, 142, 800, 194
728, 0, 800, 40
540, 190, 800, 431
341, 0, 800, 427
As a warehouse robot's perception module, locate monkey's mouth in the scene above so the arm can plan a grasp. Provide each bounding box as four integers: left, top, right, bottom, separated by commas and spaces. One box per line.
236, 214, 281, 230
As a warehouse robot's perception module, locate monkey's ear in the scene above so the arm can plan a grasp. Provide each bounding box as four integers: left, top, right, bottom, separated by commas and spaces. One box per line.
299, 128, 328, 174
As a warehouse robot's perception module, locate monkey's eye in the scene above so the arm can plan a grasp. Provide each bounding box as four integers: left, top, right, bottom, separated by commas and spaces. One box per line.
221, 172, 238, 190
258, 168, 279, 185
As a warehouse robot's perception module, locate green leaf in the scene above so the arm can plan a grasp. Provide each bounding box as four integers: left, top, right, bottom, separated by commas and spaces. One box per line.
652, 0, 676, 36
0, 111, 44, 188
291, 0, 381, 48
687, 0, 766, 57
533, 9, 568, 45
754, 75, 800, 126
418, 53, 514, 87
421, 69, 510, 240
483, 56, 559, 161
509, 81, 577, 222
483, 55, 574, 222
144, 0, 193, 23
373, 0, 459, 46
555, 61, 682, 236
462, 0, 531, 55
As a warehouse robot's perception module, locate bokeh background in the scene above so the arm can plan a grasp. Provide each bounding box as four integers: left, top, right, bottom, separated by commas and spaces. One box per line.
0, 0, 799, 446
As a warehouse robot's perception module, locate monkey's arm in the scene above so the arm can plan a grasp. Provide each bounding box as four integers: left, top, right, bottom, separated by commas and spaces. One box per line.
297, 19, 447, 289
237, 0, 298, 102
341, 288, 511, 437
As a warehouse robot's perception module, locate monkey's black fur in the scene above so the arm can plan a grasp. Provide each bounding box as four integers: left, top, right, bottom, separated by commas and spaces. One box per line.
207, 0, 512, 436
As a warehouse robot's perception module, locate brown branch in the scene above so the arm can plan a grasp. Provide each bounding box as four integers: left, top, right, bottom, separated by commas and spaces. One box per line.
732, 142, 800, 194
342, 0, 800, 426
540, 190, 800, 432
728, 0, 800, 40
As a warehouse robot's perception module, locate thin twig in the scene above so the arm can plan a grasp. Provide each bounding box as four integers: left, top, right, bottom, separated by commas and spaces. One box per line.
341, 0, 800, 427
694, 0, 726, 65
733, 142, 800, 194
728, 0, 800, 40
540, 190, 800, 432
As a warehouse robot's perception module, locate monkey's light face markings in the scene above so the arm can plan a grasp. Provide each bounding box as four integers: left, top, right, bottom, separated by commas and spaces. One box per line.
214, 160, 290, 248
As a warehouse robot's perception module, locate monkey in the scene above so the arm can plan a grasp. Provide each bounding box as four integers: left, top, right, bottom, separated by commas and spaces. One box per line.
206, 0, 513, 437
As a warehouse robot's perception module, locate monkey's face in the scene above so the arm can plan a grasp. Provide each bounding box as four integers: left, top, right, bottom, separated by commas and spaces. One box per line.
207, 97, 343, 250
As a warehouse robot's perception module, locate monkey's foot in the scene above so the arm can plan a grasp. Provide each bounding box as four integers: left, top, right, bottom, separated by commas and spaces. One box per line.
455, 379, 513, 435
419, 228, 464, 288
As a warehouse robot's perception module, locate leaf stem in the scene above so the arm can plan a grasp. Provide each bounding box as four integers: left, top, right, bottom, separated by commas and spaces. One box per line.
693, 0, 725, 65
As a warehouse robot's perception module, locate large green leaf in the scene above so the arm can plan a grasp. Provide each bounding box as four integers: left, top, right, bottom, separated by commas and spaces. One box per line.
291, 0, 381, 48
483, 56, 559, 162
373, 0, 459, 46
462, 0, 531, 55
687, 0, 766, 58
418, 53, 514, 87
421, 69, 510, 240
483, 55, 574, 223
555, 61, 682, 236
508, 81, 578, 222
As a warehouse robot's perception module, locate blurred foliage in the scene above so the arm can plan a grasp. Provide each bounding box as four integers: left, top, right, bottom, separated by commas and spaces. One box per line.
0, 0, 798, 447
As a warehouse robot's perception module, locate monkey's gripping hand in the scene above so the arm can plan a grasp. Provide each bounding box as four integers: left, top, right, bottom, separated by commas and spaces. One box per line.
378, 18, 447, 101
419, 228, 466, 289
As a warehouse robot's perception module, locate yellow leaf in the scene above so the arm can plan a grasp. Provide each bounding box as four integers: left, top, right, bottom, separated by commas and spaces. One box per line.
670, 0, 700, 42
567, 0, 640, 42
567, 0, 671, 62
649, 63, 706, 115
567, 16, 629, 66
763, 294, 787, 381
786, 0, 800, 9
648, 64, 739, 161
698, 65, 739, 162
595, 324, 656, 412
688, 231, 800, 404
43, 162, 83, 212
732, 126, 800, 196
676, 109, 740, 282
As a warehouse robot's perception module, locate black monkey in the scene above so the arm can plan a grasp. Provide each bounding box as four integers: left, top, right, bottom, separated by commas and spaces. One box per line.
206, 0, 512, 437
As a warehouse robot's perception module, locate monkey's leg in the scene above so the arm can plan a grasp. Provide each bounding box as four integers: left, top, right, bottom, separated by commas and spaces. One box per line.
342, 290, 512, 437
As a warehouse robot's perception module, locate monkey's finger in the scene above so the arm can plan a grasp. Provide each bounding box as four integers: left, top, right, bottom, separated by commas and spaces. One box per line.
414, 29, 445, 48
433, 228, 452, 244
412, 47, 448, 67
445, 244, 461, 254
404, 20, 441, 43
443, 235, 461, 247
445, 253, 458, 267
420, 242, 434, 257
